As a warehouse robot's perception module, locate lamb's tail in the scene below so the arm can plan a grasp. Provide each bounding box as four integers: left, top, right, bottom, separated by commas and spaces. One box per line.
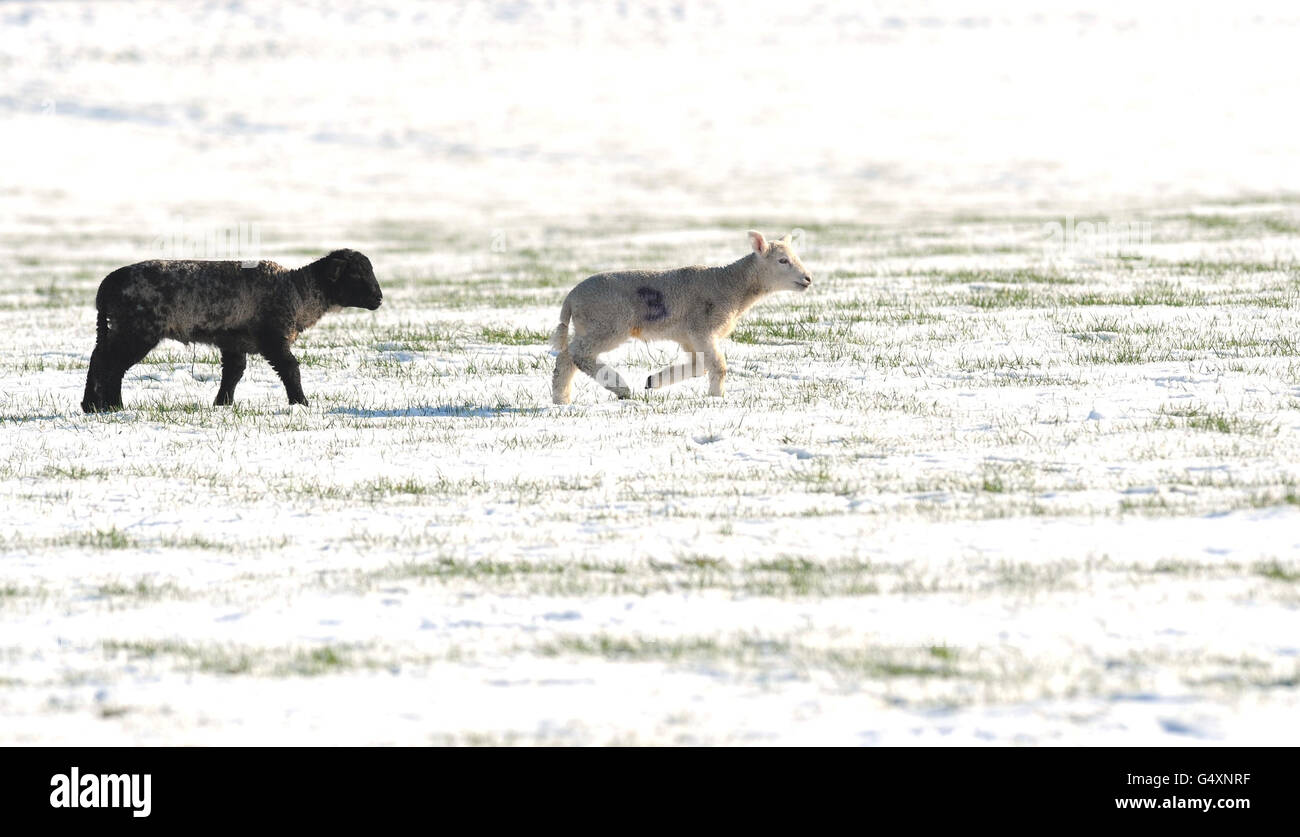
548, 295, 572, 356
93, 268, 126, 339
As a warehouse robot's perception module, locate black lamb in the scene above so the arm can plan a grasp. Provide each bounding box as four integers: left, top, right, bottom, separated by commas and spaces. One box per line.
81, 249, 382, 413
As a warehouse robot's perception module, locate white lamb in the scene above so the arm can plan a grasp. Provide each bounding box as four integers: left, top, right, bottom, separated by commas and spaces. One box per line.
549, 230, 813, 404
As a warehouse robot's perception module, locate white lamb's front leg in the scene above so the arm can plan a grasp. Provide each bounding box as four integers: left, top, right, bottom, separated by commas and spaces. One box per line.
700, 339, 726, 397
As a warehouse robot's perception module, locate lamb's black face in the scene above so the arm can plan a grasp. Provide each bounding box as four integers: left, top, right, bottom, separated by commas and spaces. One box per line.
324, 249, 383, 310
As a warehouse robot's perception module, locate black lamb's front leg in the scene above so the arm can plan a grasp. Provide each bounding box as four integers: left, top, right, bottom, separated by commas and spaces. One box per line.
213, 349, 247, 406
257, 333, 308, 406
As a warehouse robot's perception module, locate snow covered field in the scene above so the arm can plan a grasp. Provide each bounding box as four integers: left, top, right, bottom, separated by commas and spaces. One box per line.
2, 1, 1299, 745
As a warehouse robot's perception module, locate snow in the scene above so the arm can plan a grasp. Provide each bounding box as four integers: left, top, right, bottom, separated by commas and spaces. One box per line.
2, 0, 1300, 745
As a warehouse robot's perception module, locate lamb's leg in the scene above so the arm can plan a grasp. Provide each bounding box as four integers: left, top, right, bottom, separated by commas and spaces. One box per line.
646, 342, 705, 391
699, 338, 727, 397
552, 349, 578, 405
569, 334, 633, 400
82, 311, 115, 413
213, 349, 247, 406
258, 336, 308, 406
82, 341, 111, 413
99, 332, 159, 410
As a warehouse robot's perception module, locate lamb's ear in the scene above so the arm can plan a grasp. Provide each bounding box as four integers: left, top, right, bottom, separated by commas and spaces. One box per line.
320, 252, 345, 285
779, 232, 792, 244
748, 230, 768, 254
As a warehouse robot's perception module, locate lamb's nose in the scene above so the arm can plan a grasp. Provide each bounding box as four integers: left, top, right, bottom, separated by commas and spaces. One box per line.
804, 275, 812, 283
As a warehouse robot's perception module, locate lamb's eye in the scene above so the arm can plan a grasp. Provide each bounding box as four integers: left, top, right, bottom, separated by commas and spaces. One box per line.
779, 258, 789, 264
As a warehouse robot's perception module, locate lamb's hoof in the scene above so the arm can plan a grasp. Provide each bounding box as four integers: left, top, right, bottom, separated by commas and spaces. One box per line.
645, 376, 653, 390
82, 401, 118, 414
613, 388, 632, 400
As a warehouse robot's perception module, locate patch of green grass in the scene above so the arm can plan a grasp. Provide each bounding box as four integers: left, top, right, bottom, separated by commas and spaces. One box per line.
1161, 259, 1295, 277
991, 561, 1078, 592
156, 534, 240, 551
0, 584, 33, 603
95, 579, 184, 600
1073, 282, 1209, 307
981, 473, 1007, 493
1254, 561, 1300, 583
531, 634, 972, 680
130, 400, 209, 419
103, 640, 251, 674
746, 557, 882, 596
365, 557, 603, 581
101, 640, 361, 677
478, 327, 553, 345
731, 319, 860, 344
925, 268, 1082, 286
365, 323, 473, 351
1177, 213, 1300, 236
63, 527, 134, 550
342, 555, 891, 598
40, 464, 110, 480
966, 286, 1037, 309
888, 244, 1024, 258
360, 476, 433, 497
275, 646, 352, 677
1157, 405, 1278, 436
30, 282, 82, 309
1182, 214, 1243, 230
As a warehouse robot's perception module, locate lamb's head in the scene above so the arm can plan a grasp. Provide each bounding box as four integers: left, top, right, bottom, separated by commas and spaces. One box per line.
748, 230, 812, 292
319, 249, 383, 310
